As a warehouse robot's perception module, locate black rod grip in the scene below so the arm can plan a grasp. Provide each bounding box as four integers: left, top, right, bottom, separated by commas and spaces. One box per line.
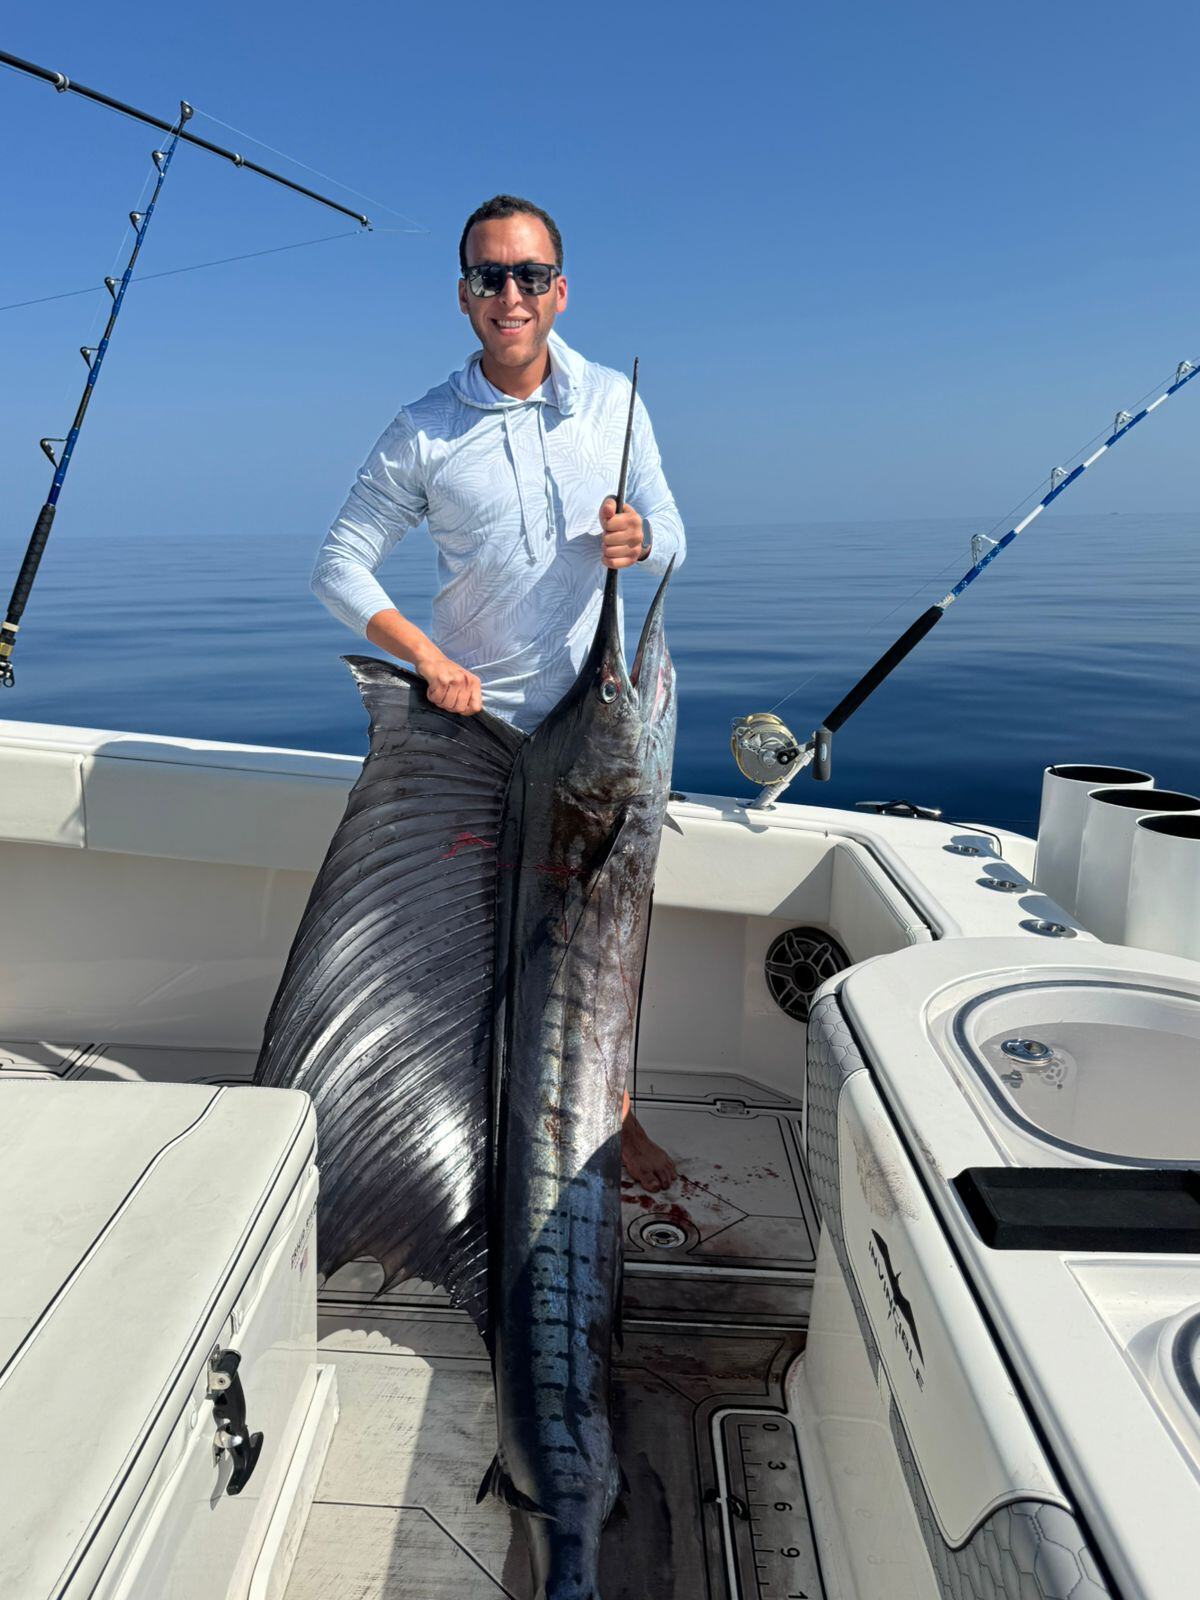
813, 725, 833, 782
6, 502, 58, 626
822, 605, 944, 733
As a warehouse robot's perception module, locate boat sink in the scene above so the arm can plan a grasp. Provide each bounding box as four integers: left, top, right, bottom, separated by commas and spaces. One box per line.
828, 939, 1200, 1600
952, 979, 1200, 1164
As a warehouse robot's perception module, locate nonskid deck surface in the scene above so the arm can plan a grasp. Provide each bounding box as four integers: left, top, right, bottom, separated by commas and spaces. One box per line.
302, 1076, 821, 1599
621, 1089, 818, 1329
314, 1083, 819, 1331
5, 1044, 823, 1594
289, 1305, 819, 1600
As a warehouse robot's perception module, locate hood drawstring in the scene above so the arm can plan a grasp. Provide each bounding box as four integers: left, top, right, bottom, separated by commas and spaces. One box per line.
536, 403, 556, 553
453, 341, 576, 566
502, 409, 539, 564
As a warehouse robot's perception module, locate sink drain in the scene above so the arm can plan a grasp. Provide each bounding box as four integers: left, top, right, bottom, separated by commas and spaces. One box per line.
1001, 1038, 1053, 1062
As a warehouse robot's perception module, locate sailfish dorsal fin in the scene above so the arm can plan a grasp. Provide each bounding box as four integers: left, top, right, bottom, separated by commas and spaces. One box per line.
255, 656, 523, 1335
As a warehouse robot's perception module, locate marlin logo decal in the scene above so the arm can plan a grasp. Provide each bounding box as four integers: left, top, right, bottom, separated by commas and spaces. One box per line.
869, 1228, 925, 1385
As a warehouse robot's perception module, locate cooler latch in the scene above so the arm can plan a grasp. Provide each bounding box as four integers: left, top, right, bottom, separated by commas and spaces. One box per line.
207, 1347, 264, 1495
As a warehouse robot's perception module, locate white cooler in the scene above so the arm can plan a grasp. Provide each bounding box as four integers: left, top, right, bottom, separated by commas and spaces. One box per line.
0, 1082, 337, 1600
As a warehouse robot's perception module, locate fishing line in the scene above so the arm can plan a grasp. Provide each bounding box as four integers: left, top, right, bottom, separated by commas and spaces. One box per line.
40, 157, 155, 448
192, 107, 428, 233
1, 231, 366, 313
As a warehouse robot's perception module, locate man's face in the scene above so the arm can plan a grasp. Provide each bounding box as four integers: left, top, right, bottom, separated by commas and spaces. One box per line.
458, 213, 567, 374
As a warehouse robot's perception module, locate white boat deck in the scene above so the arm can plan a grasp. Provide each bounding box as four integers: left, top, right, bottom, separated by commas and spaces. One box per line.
298, 1282, 814, 1599
293, 1061, 822, 1599
4, 723, 1104, 1600
2, 1037, 822, 1598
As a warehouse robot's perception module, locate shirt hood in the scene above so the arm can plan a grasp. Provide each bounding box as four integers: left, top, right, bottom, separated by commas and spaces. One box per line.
448, 330, 584, 417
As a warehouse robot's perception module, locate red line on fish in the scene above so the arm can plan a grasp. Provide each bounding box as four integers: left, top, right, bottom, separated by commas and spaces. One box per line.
439, 830, 496, 859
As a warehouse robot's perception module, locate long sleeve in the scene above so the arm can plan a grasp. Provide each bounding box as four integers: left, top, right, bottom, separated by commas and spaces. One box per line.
627, 393, 686, 578
311, 409, 429, 636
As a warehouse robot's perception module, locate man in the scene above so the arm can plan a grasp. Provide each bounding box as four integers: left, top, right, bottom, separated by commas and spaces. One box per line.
312, 194, 684, 1192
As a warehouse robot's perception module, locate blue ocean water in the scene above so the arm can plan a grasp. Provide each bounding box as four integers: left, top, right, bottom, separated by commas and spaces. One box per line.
5, 511, 1198, 835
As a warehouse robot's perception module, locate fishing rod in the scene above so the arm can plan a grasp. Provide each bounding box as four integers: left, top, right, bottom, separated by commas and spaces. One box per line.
732, 356, 1200, 808
615, 357, 639, 512
0, 52, 373, 686
0, 102, 193, 687
594, 356, 640, 616
0, 50, 370, 225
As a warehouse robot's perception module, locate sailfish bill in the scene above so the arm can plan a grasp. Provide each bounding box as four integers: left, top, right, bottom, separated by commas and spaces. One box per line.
255, 560, 676, 1599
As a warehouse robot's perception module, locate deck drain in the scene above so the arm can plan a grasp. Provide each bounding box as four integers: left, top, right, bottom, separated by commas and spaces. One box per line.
764, 927, 850, 1022
642, 1221, 688, 1250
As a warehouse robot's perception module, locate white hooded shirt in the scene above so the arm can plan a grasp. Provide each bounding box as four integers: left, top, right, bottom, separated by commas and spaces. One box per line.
311, 331, 686, 731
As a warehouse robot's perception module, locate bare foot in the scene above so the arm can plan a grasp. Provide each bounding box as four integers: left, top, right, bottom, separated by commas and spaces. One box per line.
621, 1112, 678, 1193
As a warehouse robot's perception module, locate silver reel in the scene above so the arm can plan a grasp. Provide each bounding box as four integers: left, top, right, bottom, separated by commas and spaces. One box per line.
730, 713, 803, 786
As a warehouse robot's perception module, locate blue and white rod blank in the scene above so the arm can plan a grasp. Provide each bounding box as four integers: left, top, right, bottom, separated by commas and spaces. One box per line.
750, 356, 1199, 806
941, 358, 1198, 610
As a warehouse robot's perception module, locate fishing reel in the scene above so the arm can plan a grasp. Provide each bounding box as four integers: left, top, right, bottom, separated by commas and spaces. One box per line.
730, 714, 834, 802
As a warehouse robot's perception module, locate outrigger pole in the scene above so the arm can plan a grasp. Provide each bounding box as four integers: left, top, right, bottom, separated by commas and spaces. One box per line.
732, 356, 1200, 807
0, 51, 371, 687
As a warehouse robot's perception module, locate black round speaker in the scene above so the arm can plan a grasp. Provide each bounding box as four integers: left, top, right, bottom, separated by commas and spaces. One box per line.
764, 927, 849, 1022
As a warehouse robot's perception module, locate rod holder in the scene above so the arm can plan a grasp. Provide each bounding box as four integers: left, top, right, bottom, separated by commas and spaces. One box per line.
1127, 814, 1200, 959
1076, 786, 1200, 942
1032, 764, 1153, 916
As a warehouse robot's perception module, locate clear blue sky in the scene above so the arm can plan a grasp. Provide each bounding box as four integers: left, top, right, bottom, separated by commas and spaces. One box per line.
2, 0, 1198, 551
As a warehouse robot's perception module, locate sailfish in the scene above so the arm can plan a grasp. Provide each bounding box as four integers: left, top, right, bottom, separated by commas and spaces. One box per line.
255, 525, 676, 1598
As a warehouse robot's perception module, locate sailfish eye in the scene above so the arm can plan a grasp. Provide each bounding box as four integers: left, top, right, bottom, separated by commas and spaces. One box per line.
599, 678, 620, 704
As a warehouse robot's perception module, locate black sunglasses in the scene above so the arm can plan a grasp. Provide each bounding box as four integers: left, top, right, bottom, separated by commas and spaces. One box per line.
464, 261, 560, 298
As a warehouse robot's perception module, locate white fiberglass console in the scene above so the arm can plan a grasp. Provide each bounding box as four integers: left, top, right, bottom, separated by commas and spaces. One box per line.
798, 937, 1200, 1600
